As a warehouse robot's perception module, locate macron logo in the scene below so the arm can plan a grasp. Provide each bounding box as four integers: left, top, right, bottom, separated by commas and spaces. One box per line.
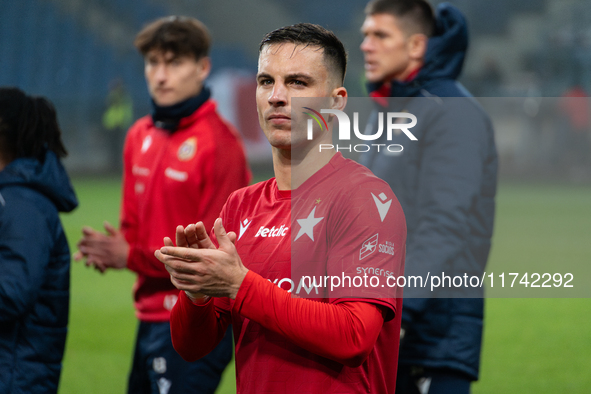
371, 192, 392, 222
239, 219, 251, 240
141, 135, 152, 153
255, 225, 289, 238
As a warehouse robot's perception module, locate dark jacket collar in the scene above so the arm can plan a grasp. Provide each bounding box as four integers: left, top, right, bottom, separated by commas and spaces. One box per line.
151, 87, 211, 132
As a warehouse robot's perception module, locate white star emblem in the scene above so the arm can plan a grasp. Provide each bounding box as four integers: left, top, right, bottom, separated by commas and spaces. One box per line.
359, 233, 379, 260
294, 207, 324, 241
362, 242, 376, 253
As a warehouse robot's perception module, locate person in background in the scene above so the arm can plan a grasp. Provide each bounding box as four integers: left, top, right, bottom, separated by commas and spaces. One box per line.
103, 78, 134, 172
74, 16, 251, 394
360, 1, 498, 393
0, 87, 78, 394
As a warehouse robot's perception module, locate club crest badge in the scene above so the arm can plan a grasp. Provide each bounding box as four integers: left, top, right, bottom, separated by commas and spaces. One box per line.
177, 137, 197, 161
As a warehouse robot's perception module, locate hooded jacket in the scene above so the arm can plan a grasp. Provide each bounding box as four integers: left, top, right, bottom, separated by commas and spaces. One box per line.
362, 4, 498, 380
0, 151, 78, 393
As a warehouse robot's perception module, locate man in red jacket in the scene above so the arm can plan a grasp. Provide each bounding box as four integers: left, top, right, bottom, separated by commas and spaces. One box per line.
155, 23, 406, 393
75, 16, 250, 394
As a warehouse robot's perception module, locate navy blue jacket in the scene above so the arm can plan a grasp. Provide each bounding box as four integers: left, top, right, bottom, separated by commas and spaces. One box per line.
362, 4, 498, 380
0, 151, 78, 393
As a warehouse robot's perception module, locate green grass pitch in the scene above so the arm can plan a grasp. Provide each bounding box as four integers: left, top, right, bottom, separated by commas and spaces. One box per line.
57, 178, 591, 393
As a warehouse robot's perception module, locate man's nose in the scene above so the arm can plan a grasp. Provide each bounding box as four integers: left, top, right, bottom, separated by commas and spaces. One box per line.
269, 83, 287, 106
154, 64, 168, 82
360, 36, 373, 53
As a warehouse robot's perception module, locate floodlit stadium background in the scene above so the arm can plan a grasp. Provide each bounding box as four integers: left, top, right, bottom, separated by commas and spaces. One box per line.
1, 0, 590, 392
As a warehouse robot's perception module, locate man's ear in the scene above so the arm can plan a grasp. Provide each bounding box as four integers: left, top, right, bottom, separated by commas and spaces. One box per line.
408, 34, 428, 61
197, 57, 212, 81
331, 86, 348, 112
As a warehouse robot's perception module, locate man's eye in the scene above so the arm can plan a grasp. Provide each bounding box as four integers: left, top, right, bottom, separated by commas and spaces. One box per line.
259, 79, 272, 86
292, 80, 306, 86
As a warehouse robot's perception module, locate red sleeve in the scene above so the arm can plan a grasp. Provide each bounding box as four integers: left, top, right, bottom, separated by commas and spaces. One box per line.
233, 271, 387, 368
169, 169, 248, 361
120, 125, 139, 253
120, 124, 167, 277
170, 291, 232, 362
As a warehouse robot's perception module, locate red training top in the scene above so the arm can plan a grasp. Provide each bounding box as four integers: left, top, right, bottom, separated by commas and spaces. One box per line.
121, 99, 251, 321
171, 153, 406, 393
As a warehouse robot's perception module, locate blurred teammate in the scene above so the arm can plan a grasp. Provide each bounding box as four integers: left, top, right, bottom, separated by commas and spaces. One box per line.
102, 78, 133, 172
360, 1, 498, 393
75, 16, 250, 394
0, 87, 78, 393
155, 23, 406, 393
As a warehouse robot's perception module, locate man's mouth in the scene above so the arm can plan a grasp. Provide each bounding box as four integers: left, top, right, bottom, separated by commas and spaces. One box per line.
364, 61, 378, 71
268, 114, 291, 123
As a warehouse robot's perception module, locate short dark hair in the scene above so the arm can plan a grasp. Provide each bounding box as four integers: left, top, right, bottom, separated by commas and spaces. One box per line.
134, 16, 211, 60
365, 0, 436, 37
0, 87, 67, 162
259, 23, 348, 85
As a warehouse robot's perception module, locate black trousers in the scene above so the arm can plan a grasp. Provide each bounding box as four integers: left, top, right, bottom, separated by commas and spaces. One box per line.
396, 365, 471, 394
128, 321, 233, 394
